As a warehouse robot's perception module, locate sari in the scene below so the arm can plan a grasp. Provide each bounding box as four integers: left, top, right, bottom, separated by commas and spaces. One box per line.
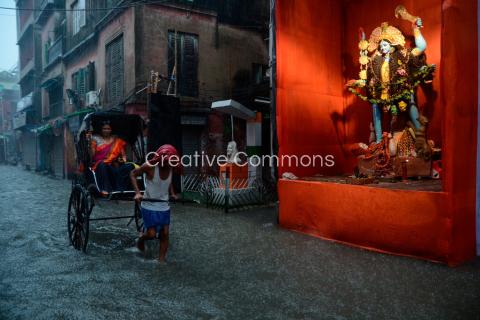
91, 136, 127, 170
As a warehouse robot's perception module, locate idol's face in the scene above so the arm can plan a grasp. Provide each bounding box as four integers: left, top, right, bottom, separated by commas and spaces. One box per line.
379, 40, 392, 55
227, 142, 236, 155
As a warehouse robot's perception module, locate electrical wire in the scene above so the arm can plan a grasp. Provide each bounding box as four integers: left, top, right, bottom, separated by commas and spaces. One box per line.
4, 0, 266, 29
0, 0, 169, 12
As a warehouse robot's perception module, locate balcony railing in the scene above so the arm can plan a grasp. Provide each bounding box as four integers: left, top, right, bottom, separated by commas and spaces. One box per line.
17, 14, 34, 42
65, 0, 122, 53
40, 0, 54, 8
19, 59, 35, 81
46, 37, 64, 66
35, 0, 55, 24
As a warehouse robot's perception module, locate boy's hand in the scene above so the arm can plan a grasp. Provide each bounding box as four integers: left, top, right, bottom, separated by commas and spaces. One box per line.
134, 193, 143, 202
171, 194, 178, 201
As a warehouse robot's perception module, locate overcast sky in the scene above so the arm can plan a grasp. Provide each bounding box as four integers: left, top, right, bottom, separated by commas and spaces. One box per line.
0, 0, 18, 72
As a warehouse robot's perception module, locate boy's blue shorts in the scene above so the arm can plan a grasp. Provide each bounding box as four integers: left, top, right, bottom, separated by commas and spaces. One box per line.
141, 207, 170, 233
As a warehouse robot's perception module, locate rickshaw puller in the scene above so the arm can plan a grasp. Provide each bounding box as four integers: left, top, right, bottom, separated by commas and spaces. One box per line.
130, 144, 180, 263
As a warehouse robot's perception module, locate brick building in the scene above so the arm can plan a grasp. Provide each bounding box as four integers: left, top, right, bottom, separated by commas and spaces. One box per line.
0, 69, 20, 163
16, 0, 269, 178
15, 0, 43, 171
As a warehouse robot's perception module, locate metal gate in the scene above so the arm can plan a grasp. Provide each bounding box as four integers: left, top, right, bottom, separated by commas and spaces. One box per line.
52, 134, 64, 178
21, 131, 36, 170
182, 126, 201, 175
181, 173, 277, 212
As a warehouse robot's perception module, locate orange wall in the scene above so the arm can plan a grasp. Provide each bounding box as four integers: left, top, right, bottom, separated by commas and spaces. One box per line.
278, 180, 451, 262
276, 0, 345, 177
441, 0, 478, 264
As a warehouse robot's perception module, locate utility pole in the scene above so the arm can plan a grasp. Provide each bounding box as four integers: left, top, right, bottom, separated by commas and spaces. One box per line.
0, 96, 8, 163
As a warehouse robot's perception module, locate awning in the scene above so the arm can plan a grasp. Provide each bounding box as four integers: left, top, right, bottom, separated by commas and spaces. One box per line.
36, 123, 52, 135
64, 107, 95, 120
35, 108, 95, 135
211, 99, 256, 120
21, 124, 39, 133
66, 108, 95, 133
36, 117, 63, 136
16, 92, 33, 112
41, 76, 63, 89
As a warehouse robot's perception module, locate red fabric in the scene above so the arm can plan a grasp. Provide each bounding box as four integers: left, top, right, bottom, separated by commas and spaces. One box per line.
151, 144, 180, 165
276, 0, 477, 265
278, 180, 450, 263
91, 138, 127, 170
441, 0, 478, 265
276, 0, 346, 177
150, 144, 182, 174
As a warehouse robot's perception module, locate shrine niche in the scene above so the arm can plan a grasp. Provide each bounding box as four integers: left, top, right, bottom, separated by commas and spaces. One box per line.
275, 0, 477, 265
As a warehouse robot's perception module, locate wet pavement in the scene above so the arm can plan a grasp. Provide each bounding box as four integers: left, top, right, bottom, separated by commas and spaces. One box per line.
1, 165, 480, 320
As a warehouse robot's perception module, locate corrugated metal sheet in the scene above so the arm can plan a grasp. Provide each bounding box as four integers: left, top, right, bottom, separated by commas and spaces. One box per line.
22, 132, 36, 169
182, 126, 202, 175
52, 134, 64, 178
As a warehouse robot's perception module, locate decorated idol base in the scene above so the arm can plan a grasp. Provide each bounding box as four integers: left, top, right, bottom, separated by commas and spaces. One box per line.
351, 115, 441, 179
358, 156, 432, 179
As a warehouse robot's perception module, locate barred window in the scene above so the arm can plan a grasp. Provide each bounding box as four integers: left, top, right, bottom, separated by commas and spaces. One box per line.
105, 35, 124, 105
48, 84, 63, 118
168, 31, 199, 97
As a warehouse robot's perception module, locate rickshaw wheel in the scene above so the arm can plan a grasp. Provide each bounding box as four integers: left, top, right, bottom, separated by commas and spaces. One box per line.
134, 202, 143, 233
68, 184, 90, 252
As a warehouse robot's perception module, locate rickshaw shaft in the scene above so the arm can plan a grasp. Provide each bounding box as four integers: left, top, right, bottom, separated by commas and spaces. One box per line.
89, 215, 136, 221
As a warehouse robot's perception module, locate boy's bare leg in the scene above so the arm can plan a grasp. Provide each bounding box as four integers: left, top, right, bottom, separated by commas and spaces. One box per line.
159, 226, 169, 262
137, 227, 156, 252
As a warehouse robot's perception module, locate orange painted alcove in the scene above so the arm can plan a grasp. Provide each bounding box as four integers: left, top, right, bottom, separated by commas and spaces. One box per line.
275, 0, 477, 265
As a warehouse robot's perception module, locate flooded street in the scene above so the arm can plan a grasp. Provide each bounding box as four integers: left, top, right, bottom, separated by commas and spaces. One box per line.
1, 165, 480, 319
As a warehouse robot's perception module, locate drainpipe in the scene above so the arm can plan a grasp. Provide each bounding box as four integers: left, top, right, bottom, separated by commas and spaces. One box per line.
476, 0, 480, 256
1, 96, 7, 162
269, 0, 278, 182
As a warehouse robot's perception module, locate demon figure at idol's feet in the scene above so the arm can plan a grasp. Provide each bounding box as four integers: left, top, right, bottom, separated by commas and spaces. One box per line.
354, 117, 440, 178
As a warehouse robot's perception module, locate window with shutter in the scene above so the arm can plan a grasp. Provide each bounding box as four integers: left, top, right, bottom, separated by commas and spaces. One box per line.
72, 72, 77, 98
72, 67, 87, 106
167, 32, 177, 83
72, 0, 86, 35
77, 68, 86, 102
87, 62, 95, 92
106, 35, 124, 105
49, 83, 63, 118
168, 31, 198, 97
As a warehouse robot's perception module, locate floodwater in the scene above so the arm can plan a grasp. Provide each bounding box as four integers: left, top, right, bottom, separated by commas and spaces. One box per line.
0, 165, 479, 319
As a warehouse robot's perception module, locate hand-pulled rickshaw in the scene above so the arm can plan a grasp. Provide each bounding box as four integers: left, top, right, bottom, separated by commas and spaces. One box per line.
67, 111, 152, 252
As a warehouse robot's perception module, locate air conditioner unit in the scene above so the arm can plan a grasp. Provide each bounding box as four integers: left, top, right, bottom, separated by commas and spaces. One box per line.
86, 91, 99, 107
